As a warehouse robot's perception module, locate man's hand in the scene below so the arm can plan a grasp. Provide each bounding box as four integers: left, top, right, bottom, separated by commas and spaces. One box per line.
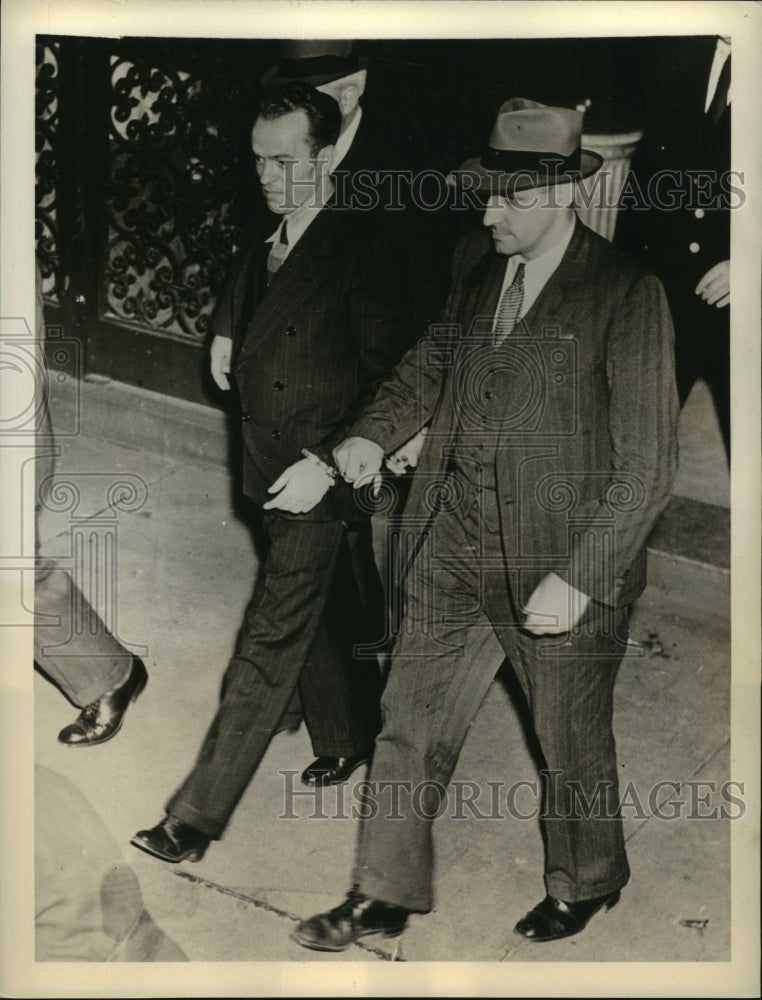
333, 437, 384, 491
385, 427, 429, 476
263, 458, 333, 514
695, 260, 730, 308
523, 572, 591, 636
210, 335, 233, 390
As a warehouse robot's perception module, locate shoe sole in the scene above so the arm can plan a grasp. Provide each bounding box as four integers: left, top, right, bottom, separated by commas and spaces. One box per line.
129, 836, 205, 864
292, 924, 406, 952
515, 891, 620, 942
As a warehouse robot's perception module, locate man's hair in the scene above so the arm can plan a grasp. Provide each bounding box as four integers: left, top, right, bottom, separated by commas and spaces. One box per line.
257, 81, 341, 155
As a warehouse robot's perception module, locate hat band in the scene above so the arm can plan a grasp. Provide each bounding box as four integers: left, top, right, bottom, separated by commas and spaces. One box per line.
276, 54, 360, 79
482, 145, 582, 174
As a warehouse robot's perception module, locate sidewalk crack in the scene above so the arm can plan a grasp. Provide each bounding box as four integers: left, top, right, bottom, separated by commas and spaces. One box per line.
170, 871, 402, 960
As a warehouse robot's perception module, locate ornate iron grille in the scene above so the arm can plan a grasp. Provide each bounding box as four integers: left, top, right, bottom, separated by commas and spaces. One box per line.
35, 38, 61, 298
103, 43, 256, 344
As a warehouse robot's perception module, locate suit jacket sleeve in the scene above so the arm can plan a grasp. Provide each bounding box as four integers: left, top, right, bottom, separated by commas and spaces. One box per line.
306, 226, 412, 466
568, 271, 679, 603
208, 240, 257, 358
347, 233, 471, 453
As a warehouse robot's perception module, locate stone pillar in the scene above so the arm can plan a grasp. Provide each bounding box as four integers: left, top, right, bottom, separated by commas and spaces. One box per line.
576, 104, 643, 243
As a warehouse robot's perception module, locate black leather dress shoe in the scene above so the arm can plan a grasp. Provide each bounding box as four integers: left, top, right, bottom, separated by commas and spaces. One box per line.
514, 890, 621, 942
300, 754, 369, 787
294, 889, 409, 952
57, 656, 148, 747
130, 815, 210, 863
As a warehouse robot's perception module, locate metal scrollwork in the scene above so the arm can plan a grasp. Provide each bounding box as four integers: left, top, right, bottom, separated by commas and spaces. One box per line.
35, 38, 61, 297
104, 51, 246, 342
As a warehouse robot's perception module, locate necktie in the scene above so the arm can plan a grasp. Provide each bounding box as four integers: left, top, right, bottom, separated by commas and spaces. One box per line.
266, 220, 289, 285
493, 261, 525, 346
706, 53, 731, 127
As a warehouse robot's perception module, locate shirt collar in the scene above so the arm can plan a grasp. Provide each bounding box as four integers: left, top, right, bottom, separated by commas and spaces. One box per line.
265, 195, 328, 251
496, 213, 576, 325
505, 212, 576, 284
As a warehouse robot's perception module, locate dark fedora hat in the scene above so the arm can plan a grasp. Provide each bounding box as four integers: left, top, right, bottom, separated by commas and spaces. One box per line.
454, 97, 603, 194
261, 40, 369, 89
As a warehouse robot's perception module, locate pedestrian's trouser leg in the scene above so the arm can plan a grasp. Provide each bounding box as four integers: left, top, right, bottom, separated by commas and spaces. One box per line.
353, 513, 506, 912
499, 608, 631, 902
168, 516, 348, 838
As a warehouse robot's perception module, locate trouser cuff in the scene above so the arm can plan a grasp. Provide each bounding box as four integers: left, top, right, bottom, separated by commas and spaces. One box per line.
545, 867, 630, 904
355, 863, 432, 914
70, 657, 133, 707
167, 799, 225, 840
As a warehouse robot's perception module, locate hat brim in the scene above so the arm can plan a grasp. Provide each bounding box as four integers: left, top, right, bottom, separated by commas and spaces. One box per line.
261, 54, 370, 90
453, 149, 603, 194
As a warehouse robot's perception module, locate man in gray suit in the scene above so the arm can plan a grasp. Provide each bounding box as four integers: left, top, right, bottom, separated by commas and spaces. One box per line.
131, 82, 409, 864
295, 98, 679, 951
34, 265, 147, 747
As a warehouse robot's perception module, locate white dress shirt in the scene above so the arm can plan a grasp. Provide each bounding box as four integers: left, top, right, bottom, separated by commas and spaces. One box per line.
492, 213, 576, 333
265, 198, 327, 260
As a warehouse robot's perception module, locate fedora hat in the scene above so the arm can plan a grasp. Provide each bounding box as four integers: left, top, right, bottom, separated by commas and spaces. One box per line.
454, 97, 603, 194
261, 40, 369, 89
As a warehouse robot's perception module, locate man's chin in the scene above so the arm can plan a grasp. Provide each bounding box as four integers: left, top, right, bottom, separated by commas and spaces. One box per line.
491, 235, 516, 254
262, 194, 288, 214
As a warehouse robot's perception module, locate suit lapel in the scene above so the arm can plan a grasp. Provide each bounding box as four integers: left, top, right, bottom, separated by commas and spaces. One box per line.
462, 241, 506, 337
459, 221, 592, 341
236, 207, 343, 359
518, 219, 590, 338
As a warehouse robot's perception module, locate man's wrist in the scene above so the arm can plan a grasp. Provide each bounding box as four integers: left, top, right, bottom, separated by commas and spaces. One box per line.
300, 448, 338, 485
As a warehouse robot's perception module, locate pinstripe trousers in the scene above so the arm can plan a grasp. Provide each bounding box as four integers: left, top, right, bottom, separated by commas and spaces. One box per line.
353, 494, 631, 912
169, 511, 383, 839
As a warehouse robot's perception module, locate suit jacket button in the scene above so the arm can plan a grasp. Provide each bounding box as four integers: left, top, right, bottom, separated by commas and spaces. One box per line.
286, 326, 297, 337
273, 380, 285, 391
694, 208, 705, 220
689, 241, 700, 254
271, 429, 281, 440
242, 412, 252, 422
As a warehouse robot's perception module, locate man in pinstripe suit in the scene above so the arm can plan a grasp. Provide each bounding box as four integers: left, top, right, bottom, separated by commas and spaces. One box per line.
131, 82, 409, 864
296, 99, 679, 950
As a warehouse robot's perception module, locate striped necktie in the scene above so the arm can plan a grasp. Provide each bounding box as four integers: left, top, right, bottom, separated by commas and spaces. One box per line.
266, 220, 289, 285
493, 261, 525, 346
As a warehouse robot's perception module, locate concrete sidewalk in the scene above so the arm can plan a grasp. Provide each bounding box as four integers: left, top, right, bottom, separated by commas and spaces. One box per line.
29, 374, 746, 985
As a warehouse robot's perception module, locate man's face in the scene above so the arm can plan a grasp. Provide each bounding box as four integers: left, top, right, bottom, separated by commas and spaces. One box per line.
252, 110, 331, 215
316, 69, 366, 121
482, 188, 572, 258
